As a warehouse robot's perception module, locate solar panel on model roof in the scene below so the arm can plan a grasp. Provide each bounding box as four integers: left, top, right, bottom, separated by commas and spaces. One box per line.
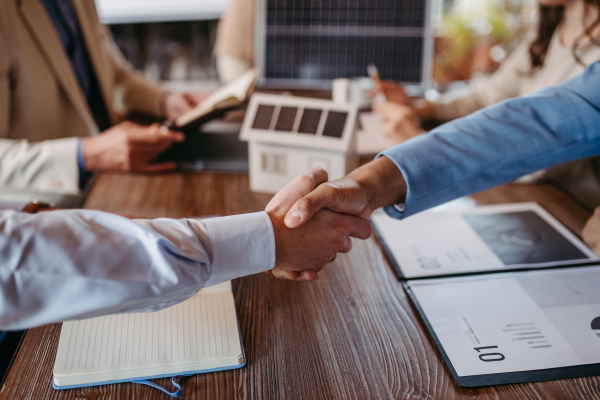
252, 105, 275, 130
297, 109, 322, 135
275, 107, 298, 132
322, 111, 348, 138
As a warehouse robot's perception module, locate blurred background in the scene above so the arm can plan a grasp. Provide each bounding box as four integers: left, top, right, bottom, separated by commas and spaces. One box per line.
104, 0, 538, 92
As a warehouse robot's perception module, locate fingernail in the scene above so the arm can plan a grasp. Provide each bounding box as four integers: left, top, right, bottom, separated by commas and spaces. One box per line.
285, 211, 301, 227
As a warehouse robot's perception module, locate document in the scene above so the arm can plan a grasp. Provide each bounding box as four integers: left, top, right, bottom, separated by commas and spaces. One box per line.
408, 266, 600, 383
371, 202, 598, 279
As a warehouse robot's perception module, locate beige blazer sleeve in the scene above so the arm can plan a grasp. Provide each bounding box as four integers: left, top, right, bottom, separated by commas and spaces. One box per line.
432, 36, 532, 122
0, 18, 80, 195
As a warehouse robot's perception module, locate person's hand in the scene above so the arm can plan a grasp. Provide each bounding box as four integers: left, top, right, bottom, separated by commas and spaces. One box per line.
162, 92, 210, 121
373, 102, 425, 143
583, 207, 600, 256
265, 167, 372, 281
82, 122, 184, 172
282, 157, 407, 230
375, 81, 413, 106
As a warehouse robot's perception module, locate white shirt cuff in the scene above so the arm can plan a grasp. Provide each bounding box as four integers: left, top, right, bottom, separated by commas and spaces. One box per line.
203, 211, 275, 286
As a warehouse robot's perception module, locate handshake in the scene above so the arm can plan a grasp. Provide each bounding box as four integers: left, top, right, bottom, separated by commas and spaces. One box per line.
266, 156, 407, 282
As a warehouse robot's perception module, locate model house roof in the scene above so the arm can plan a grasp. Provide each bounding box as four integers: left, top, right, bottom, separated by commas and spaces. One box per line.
240, 93, 357, 152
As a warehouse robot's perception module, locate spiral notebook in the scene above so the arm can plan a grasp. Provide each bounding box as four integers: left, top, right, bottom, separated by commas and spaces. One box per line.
52, 282, 244, 396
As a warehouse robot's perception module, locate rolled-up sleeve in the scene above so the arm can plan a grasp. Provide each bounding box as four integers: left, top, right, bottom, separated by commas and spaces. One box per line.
0, 210, 275, 330
380, 61, 600, 219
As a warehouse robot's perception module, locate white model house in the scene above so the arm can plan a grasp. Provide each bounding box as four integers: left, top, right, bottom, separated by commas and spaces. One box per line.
240, 93, 359, 194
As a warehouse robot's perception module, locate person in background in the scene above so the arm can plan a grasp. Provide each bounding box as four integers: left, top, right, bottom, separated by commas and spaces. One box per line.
213, 0, 255, 82
375, 0, 600, 230
0, 0, 207, 202
377, 0, 600, 141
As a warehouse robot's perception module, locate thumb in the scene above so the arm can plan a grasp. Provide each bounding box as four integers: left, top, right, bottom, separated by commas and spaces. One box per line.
284, 184, 340, 229
266, 167, 329, 214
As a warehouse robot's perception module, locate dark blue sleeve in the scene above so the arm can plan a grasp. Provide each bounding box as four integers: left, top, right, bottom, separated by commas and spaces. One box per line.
380, 61, 600, 219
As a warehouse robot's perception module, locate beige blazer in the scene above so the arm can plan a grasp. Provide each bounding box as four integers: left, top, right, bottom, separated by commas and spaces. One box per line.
0, 0, 165, 199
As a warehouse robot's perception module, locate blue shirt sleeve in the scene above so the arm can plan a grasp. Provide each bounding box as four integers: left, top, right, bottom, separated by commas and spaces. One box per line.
77, 138, 89, 187
380, 61, 600, 219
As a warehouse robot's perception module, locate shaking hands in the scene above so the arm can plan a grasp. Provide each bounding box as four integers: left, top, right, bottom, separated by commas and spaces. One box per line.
267, 156, 408, 282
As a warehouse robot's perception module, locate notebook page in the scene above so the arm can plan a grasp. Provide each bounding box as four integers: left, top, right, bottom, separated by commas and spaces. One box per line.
54, 289, 241, 379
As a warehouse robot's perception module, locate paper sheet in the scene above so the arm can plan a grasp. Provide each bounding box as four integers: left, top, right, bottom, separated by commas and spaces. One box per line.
409, 266, 600, 376
371, 202, 598, 279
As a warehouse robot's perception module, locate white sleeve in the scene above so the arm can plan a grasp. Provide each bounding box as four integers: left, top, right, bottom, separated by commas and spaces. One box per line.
0, 137, 80, 194
0, 209, 275, 330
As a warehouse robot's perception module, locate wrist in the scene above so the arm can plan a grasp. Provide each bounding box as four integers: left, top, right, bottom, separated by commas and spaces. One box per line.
159, 91, 172, 119
81, 136, 100, 171
352, 156, 407, 211
414, 99, 434, 120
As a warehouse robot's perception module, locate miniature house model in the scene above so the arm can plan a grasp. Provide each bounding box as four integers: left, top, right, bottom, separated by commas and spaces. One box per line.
240, 93, 358, 194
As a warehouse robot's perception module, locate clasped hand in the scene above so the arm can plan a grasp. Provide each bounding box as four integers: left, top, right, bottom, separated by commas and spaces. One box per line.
267, 157, 407, 282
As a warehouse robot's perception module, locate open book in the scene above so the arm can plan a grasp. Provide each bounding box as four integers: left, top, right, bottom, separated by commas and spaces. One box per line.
53, 281, 244, 393
172, 68, 260, 129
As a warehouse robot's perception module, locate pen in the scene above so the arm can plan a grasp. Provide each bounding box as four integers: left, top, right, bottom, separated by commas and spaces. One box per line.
367, 64, 387, 105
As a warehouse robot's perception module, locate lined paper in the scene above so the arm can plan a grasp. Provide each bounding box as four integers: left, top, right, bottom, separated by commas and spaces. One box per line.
54, 283, 241, 377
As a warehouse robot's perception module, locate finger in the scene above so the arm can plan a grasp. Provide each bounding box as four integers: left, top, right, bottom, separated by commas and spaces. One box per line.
266, 167, 329, 213
134, 162, 178, 172
345, 215, 373, 239
284, 184, 339, 229
338, 236, 353, 253
129, 129, 185, 145
298, 270, 319, 281
272, 270, 300, 280
182, 93, 201, 107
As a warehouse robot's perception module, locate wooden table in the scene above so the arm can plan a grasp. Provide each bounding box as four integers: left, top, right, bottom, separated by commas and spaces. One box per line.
2, 171, 599, 399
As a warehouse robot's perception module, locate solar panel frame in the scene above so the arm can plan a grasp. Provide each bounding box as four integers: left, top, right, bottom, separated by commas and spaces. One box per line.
254, 0, 434, 91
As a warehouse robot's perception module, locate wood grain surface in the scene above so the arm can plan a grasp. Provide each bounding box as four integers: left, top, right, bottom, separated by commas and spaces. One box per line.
2, 171, 599, 400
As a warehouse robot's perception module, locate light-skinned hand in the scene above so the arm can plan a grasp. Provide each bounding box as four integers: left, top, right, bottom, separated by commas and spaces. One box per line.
376, 81, 413, 106
82, 121, 184, 172
282, 157, 407, 230
265, 167, 372, 282
373, 102, 425, 143
162, 92, 210, 121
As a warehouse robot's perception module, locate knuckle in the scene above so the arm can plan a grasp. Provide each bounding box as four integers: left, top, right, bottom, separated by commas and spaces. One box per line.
333, 235, 347, 250
297, 197, 315, 212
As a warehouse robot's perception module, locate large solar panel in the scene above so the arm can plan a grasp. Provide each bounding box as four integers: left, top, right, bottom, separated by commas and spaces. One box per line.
255, 0, 433, 89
